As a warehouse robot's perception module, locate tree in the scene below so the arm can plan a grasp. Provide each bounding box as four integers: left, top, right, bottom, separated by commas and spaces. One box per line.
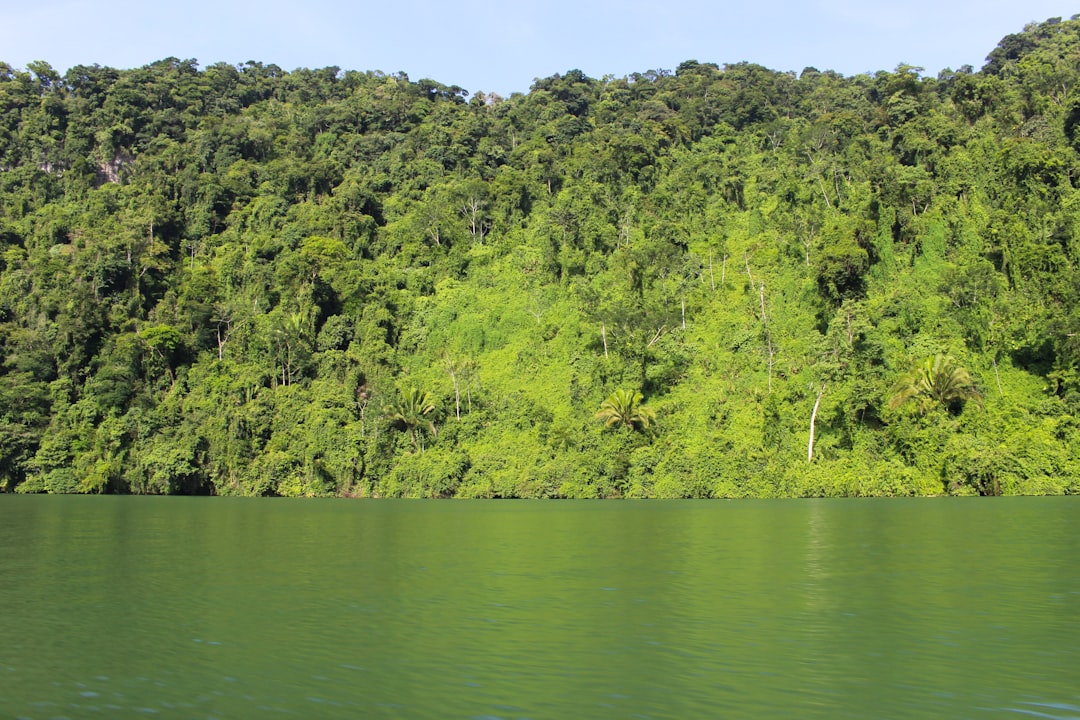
457, 180, 491, 243
442, 352, 477, 420
888, 355, 983, 415
138, 324, 184, 387
383, 388, 437, 451
595, 389, 656, 432
5, 20, 1080, 497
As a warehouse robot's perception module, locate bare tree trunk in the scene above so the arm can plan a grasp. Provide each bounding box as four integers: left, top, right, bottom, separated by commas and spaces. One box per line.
802, 226, 815, 266
602, 322, 608, 358
808, 383, 826, 462
709, 249, 715, 292
450, 369, 460, 419
442, 353, 462, 420
528, 297, 545, 324
811, 164, 832, 208
461, 196, 487, 243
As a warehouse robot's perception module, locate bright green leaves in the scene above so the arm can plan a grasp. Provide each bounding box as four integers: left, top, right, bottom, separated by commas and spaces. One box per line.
595, 389, 656, 433
138, 324, 184, 386
815, 214, 871, 305
383, 387, 438, 451
4, 19, 1080, 498
888, 355, 983, 416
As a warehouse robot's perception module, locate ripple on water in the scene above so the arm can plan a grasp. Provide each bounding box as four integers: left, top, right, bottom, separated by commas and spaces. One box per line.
3, 498, 1078, 720
1004, 700, 1080, 720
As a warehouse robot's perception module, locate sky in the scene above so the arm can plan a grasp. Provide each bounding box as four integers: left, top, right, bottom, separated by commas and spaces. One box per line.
1, 0, 1078, 96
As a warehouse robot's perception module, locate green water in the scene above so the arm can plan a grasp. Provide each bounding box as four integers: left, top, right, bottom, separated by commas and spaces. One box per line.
1, 497, 1078, 719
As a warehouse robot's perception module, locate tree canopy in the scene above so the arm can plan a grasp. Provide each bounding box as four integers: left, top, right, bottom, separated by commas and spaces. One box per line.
3, 18, 1080, 497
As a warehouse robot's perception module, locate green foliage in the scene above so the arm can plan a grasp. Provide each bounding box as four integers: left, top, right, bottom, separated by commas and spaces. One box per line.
888, 355, 983, 415
595, 389, 656, 432
383, 387, 437, 451
378, 447, 469, 498
2, 18, 1080, 496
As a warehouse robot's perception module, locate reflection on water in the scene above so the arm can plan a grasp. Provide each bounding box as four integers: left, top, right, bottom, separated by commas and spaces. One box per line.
1003, 701, 1080, 719
1, 497, 1078, 719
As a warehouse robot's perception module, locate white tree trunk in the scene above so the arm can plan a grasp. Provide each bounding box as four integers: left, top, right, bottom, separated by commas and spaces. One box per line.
808, 383, 826, 463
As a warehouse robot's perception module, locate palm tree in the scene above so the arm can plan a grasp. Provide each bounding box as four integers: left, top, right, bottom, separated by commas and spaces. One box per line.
596, 389, 656, 432
384, 388, 437, 451
888, 355, 983, 415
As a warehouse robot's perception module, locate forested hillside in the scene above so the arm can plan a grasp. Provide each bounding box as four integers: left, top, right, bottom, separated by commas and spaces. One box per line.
3, 18, 1080, 497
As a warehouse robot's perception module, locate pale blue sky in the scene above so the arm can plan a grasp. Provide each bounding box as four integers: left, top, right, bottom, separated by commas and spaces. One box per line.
1, 0, 1077, 95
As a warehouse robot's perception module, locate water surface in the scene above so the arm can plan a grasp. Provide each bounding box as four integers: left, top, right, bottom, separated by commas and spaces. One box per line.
1, 497, 1078, 719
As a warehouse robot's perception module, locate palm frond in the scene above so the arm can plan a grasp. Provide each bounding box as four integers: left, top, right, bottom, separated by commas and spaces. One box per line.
889, 355, 982, 415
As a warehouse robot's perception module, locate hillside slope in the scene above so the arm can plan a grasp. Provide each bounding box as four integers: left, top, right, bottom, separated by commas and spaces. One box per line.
2, 18, 1080, 496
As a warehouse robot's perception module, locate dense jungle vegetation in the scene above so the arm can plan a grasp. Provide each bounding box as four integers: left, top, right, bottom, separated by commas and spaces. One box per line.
3, 18, 1080, 497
